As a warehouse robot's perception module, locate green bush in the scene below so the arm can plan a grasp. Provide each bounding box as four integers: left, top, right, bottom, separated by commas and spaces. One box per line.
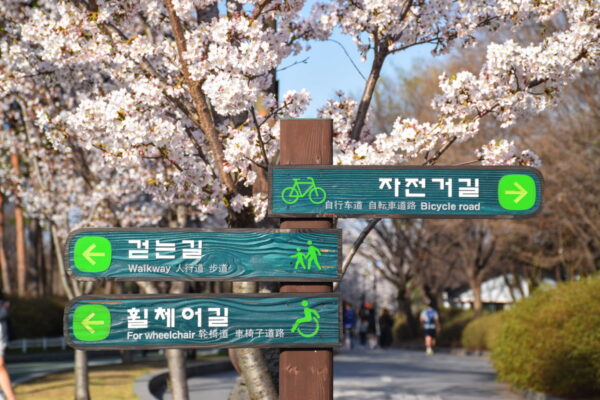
491, 277, 600, 398
461, 312, 505, 351
392, 313, 412, 343
437, 308, 475, 347
7, 297, 66, 339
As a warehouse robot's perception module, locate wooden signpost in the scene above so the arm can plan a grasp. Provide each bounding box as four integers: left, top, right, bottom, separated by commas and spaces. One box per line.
278, 119, 335, 400
270, 166, 543, 218
64, 293, 341, 350
66, 228, 341, 281
62, 118, 543, 400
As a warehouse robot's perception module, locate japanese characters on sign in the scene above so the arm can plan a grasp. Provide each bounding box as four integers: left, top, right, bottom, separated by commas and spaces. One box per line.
269, 166, 543, 218
67, 229, 341, 281
64, 294, 341, 349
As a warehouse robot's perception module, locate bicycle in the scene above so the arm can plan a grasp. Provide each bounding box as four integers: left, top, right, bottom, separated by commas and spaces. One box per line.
281, 177, 326, 205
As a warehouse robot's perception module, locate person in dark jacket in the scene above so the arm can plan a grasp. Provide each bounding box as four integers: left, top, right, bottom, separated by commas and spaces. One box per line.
342, 302, 356, 349
378, 308, 394, 349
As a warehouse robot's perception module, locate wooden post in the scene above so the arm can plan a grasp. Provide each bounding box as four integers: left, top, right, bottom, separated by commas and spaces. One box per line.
279, 119, 334, 400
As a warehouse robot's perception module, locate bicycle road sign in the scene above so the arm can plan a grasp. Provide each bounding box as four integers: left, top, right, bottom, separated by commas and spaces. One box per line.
66, 228, 341, 281
269, 166, 543, 218
64, 293, 341, 350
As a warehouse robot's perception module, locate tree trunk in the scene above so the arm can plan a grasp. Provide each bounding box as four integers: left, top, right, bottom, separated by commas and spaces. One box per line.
28, 218, 44, 296
0, 195, 11, 295
166, 348, 189, 400
167, 281, 189, 400
397, 288, 417, 338
74, 349, 90, 400
422, 284, 439, 311
469, 278, 483, 316
12, 153, 27, 296
232, 282, 277, 400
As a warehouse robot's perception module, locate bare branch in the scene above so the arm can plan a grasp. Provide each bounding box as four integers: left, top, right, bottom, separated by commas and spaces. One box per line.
333, 218, 381, 290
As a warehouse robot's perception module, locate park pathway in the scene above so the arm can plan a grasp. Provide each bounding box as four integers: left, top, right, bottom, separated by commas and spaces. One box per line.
168, 348, 521, 400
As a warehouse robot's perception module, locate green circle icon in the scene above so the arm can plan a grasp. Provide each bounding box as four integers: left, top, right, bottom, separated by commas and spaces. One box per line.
74, 236, 112, 272
73, 304, 111, 342
498, 174, 537, 211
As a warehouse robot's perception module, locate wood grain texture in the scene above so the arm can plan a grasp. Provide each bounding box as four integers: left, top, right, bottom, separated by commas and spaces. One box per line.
65, 228, 342, 281
64, 293, 341, 350
269, 165, 543, 218
279, 119, 334, 400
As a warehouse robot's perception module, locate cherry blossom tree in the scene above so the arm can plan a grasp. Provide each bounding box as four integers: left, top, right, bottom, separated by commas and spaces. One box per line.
1, 0, 599, 399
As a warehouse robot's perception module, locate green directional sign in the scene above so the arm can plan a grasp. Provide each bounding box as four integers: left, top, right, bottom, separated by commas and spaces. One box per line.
64, 294, 341, 350
67, 229, 341, 281
269, 166, 543, 218
73, 304, 111, 341
74, 236, 112, 272
498, 174, 536, 211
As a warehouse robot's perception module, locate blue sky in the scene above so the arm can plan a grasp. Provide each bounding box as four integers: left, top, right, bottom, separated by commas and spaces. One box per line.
278, 32, 435, 117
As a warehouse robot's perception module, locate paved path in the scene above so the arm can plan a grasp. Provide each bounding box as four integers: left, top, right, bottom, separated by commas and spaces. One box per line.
179, 349, 521, 400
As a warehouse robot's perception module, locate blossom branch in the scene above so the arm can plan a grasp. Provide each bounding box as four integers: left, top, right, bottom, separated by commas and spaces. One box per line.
163, 0, 237, 195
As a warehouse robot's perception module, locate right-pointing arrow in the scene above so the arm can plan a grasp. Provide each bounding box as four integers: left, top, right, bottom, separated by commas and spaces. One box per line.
504, 182, 528, 203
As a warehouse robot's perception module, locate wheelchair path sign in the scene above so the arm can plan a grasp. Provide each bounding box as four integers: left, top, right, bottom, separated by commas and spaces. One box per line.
64, 293, 341, 350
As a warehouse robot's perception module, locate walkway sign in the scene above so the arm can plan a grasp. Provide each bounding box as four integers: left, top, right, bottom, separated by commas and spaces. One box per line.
64, 294, 341, 350
269, 166, 543, 218
66, 228, 341, 281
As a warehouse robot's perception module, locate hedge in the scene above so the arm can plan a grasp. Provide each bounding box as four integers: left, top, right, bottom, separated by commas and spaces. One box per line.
6, 296, 66, 339
437, 308, 475, 347
491, 277, 600, 398
461, 312, 505, 351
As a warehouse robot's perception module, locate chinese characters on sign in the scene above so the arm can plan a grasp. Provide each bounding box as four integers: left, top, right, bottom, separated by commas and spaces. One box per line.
65, 294, 341, 349
270, 166, 542, 217
67, 229, 341, 281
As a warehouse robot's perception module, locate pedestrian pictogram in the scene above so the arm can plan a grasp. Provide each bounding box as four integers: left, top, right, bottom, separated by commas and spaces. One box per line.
498, 174, 536, 211
291, 300, 321, 338
290, 241, 323, 270
73, 304, 111, 342
281, 177, 327, 205
74, 236, 112, 272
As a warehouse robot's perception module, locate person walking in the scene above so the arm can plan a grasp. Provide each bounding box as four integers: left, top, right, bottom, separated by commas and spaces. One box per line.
0, 295, 15, 400
378, 308, 394, 349
357, 310, 368, 347
420, 303, 440, 355
365, 303, 378, 349
342, 302, 356, 349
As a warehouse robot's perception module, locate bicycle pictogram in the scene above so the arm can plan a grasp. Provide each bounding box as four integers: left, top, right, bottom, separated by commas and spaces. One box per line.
291, 300, 320, 338
281, 177, 326, 205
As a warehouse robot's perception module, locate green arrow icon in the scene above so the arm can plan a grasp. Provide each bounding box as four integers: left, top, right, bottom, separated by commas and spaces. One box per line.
498, 175, 536, 211
82, 312, 105, 334
82, 243, 105, 265
74, 236, 112, 272
73, 304, 111, 341
504, 181, 528, 203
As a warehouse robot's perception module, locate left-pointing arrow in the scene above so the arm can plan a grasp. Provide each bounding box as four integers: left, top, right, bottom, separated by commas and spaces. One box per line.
82, 312, 105, 334
82, 243, 105, 266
